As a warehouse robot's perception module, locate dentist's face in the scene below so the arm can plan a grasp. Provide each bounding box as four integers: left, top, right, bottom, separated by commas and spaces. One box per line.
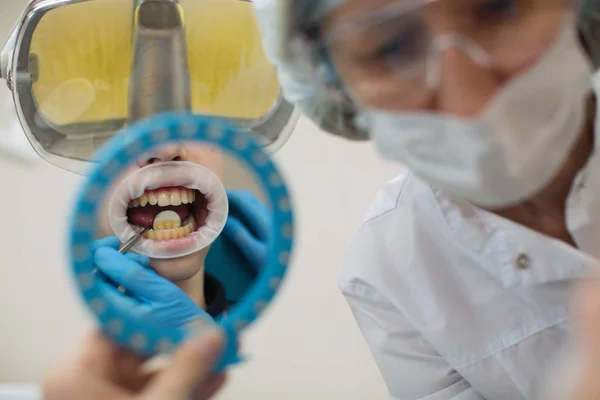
98, 144, 224, 282
323, 0, 573, 118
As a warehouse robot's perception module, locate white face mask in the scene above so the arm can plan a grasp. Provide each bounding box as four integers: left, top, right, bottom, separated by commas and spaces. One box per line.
364, 20, 594, 208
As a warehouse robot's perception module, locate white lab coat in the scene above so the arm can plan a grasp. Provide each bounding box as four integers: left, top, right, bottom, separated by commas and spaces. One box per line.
339, 102, 600, 399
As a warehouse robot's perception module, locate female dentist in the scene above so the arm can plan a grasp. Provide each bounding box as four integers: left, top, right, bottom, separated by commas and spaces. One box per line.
253, 0, 600, 399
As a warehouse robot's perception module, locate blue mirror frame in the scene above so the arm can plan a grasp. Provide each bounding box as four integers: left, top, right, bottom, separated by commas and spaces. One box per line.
68, 112, 294, 368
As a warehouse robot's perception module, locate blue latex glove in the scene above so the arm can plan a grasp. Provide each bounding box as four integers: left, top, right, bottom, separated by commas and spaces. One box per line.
222, 190, 270, 272
92, 237, 213, 328
205, 190, 270, 303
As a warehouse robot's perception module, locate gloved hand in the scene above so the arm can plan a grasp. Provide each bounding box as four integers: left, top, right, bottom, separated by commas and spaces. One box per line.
222, 190, 270, 273
92, 237, 213, 328
205, 190, 270, 303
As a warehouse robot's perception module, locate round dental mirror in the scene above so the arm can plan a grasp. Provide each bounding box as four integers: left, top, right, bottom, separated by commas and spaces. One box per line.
70, 113, 294, 368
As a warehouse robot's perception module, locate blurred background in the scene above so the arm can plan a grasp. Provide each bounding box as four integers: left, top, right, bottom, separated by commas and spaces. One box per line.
0, 1, 401, 398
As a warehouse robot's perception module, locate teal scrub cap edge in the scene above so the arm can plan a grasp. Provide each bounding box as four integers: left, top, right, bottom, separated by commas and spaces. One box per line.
300, 0, 346, 23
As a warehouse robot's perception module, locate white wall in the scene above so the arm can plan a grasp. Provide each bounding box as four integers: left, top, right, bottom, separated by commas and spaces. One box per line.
0, 2, 402, 398
219, 119, 401, 399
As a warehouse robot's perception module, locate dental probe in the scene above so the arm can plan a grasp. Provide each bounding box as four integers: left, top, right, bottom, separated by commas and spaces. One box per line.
116, 227, 151, 293
119, 226, 151, 253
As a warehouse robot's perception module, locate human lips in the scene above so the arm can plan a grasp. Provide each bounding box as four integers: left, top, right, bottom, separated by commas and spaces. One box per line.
108, 161, 228, 259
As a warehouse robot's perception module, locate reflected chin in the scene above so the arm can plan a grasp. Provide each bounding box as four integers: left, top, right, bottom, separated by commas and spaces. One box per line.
150, 249, 207, 282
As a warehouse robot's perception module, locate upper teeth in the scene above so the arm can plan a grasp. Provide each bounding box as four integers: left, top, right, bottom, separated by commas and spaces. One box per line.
129, 188, 196, 208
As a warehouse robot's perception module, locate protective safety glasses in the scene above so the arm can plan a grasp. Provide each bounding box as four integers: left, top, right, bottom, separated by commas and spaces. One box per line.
296, 0, 577, 109
1, 0, 299, 174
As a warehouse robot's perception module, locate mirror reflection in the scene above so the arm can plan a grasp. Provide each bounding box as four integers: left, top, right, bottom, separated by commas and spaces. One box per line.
94, 140, 270, 326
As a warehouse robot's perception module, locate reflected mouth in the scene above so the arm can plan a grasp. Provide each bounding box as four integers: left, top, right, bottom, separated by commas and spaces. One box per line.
108, 161, 229, 259
127, 186, 208, 241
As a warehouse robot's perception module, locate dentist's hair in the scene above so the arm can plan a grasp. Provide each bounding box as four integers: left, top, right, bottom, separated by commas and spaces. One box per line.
253, 0, 367, 141
579, 0, 600, 67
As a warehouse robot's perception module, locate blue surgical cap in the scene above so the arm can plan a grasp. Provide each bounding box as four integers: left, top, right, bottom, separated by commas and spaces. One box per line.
251, 0, 367, 141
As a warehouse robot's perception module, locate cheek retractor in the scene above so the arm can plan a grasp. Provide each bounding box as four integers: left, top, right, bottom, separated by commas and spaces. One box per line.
108, 161, 229, 259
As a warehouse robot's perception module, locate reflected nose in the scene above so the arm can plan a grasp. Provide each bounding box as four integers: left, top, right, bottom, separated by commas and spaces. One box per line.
436, 47, 500, 118
137, 145, 183, 167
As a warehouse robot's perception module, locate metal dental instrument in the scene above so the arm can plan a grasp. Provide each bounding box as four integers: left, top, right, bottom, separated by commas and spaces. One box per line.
119, 227, 151, 253
116, 227, 151, 293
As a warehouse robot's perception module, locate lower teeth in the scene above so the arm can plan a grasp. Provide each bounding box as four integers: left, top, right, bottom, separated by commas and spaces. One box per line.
141, 216, 196, 241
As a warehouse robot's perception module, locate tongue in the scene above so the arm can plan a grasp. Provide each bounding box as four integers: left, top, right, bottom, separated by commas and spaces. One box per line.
128, 205, 190, 228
